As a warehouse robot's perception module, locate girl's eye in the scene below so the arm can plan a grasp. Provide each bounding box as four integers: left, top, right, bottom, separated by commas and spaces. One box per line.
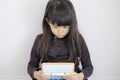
53, 26, 58, 28
63, 26, 69, 28
63, 26, 67, 28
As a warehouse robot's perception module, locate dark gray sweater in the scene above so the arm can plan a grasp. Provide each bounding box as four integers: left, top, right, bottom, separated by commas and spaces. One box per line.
27, 34, 93, 80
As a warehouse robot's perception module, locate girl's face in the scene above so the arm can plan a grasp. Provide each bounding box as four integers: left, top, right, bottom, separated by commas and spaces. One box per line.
48, 22, 70, 38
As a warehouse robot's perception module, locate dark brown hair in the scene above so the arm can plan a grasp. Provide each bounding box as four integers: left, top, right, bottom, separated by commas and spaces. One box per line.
37, 0, 81, 61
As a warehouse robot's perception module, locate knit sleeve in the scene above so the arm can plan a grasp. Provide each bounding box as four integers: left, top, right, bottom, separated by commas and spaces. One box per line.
27, 34, 42, 79
80, 35, 93, 79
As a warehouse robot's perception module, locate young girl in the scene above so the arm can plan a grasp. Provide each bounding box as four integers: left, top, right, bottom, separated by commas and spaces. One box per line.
27, 0, 93, 80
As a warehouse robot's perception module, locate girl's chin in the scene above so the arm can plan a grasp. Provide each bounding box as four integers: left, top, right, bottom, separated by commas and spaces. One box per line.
56, 35, 65, 38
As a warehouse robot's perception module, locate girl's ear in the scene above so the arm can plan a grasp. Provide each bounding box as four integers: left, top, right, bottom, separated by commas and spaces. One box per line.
45, 18, 51, 26
45, 18, 49, 23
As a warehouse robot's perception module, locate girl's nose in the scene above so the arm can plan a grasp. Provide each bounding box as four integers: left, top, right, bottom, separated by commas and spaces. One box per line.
58, 28, 63, 33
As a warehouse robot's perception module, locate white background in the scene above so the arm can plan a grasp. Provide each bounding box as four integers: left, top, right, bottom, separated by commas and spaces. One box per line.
0, 0, 120, 80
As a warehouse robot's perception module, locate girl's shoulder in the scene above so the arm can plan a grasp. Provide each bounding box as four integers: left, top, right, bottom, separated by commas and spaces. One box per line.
78, 33, 84, 40
78, 33, 86, 44
37, 33, 43, 37
35, 33, 43, 41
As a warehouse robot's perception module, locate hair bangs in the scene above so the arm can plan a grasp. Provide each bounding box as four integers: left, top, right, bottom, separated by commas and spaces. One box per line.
47, 4, 72, 26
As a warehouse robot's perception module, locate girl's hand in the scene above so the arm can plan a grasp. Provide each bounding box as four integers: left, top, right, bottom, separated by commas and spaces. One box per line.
64, 72, 84, 80
33, 70, 49, 80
